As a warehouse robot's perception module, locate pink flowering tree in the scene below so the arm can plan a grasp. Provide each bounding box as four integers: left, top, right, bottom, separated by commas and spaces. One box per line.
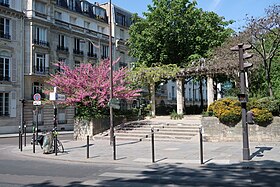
46, 59, 140, 119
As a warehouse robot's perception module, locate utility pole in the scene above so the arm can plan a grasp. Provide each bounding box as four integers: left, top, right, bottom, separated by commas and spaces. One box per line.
109, 0, 114, 145
231, 43, 253, 161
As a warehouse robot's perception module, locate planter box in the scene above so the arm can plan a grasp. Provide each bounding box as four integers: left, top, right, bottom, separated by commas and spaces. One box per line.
202, 116, 280, 142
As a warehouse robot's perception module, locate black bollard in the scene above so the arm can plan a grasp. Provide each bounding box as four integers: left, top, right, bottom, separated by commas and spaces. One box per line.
32, 133, 35, 153
87, 135, 89, 159
18, 126, 21, 149
113, 135, 116, 160
151, 128, 155, 163
54, 135, 57, 156
20, 132, 22, 152
199, 127, 203, 164
24, 125, 27, 147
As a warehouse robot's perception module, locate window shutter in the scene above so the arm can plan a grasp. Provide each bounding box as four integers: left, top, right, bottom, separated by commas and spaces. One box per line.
11, 57, 16, 82
10, 91, 16, 117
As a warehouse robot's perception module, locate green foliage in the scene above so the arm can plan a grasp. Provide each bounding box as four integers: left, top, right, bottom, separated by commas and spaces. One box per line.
248, 97, 280, 116
128, 0, 233, 67
208, 98, 241, 126
75, 102, 108, 120
170, 110, 184, 120
250, 108, 273, 126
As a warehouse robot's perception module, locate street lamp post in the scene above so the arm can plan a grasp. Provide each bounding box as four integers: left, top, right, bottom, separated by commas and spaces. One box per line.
109, 0, 114, 145
231, 43, 253, 161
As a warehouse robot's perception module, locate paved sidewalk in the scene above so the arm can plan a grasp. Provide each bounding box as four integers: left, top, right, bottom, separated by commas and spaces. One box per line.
12, 135, 280, 169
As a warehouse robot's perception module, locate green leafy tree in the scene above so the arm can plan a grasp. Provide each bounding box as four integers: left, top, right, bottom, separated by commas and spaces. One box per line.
128, 0, 233, 67
245, 4, 280, 96
127, 64, 179, 117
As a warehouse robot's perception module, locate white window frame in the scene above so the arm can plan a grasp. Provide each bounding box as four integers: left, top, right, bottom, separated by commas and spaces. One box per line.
0, 92, 9, 116
35, 26, 47, 42
0, 17, 10, 38
0, 57, 10, 81
35, 1, 46, 14
35, 53, 46, 73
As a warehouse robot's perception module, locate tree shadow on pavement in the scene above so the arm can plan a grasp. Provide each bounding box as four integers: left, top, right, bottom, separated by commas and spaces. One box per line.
93, 160, 280, 187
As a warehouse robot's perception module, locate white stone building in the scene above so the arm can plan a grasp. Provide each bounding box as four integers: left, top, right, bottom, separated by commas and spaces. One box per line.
0, 0, 25, 133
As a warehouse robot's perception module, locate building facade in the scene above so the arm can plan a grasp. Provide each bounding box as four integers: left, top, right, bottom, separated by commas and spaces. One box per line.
0, 0, 25, 133
0, 0, 136, 133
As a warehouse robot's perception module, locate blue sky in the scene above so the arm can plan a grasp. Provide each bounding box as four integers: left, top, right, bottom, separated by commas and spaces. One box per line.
95, 0, 279, 31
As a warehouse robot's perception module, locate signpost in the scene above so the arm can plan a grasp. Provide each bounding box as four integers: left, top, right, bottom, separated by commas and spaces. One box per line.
49, 87, 66, 128
33, 93, 41, 144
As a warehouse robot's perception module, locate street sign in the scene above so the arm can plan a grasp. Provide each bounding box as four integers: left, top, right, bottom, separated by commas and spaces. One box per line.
33, 101, 41, 106
57, 94, 66, 101
33, 93, 41, 101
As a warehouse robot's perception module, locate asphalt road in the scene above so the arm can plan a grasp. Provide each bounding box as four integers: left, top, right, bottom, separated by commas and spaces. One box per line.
0, 135, 279, 187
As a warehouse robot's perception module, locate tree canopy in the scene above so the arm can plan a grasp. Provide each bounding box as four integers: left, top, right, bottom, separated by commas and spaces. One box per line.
128, 0, 233, 67
46, 60, 140, 119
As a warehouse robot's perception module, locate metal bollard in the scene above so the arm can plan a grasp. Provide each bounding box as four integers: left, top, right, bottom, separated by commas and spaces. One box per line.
199, 126, 203, 164
18, 126, 21, 149
24, 125, 27, 147
32, 133, 35, 153
54, 135, 57, 156
151, 128, 155, 163
87, 135, 89, 159
20, 132, 22, 152
113, 135, 116, 160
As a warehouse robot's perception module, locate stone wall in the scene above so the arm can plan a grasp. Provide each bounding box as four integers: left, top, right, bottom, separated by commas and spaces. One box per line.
202, 117, 280, 142
74, 117, 135, 140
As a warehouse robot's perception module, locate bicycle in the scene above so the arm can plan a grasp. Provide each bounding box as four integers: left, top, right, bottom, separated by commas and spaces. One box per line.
32, 127, 64, 154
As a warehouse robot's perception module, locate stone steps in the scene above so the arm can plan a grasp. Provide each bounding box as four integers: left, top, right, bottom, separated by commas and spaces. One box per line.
94, 115, 202, 142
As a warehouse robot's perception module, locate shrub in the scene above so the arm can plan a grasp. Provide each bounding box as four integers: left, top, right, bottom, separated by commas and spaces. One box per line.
170, 110, 184, 120
207, 98, 241, 126
250, 108, 273, 126
248, 97, 279, 116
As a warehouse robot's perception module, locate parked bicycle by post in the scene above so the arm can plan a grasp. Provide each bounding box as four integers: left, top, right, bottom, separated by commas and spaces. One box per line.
31, 127, 64, 154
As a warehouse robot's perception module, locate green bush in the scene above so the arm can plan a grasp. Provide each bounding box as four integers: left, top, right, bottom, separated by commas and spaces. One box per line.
208, 98, 241, 126
248, 97, 279, 116
170, 110, 184, 120
250, 108, 273, 126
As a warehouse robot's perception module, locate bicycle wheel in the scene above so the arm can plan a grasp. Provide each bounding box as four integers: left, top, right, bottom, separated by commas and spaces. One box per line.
56, 139, 64, 153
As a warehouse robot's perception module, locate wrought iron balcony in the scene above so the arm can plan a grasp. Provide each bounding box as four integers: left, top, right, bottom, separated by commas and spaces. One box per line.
33, 39, 49, 47
33, 66, 49, 75
73, 49, 84, 55
57, 45, 69, 52
87, 52, 97, 58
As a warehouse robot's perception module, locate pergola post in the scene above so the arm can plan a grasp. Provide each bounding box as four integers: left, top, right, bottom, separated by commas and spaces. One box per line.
176, 78, 184, 115
207, 76, 214, 106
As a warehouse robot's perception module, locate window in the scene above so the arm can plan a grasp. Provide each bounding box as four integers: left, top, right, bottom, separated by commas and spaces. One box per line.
0, 57, 10, 81
94, 6, 106, 21
0, 92, 9, 116
32, 82, 43, 95
33, 108, 43, 125
35, 53, 46, 74
119, 52, 126, 67
88, 42, 97, 57
35, 1, 46, 14
101, 45, 108, 59
73, 38, 83, 55
188, 88, 192, 101
58, 108, 66, 124
0, 0, 9, 7
68, 0, 75, 11
97, 26, 104, 33
116, 13, 126, 26
34, 26, 48, 46
82, 1, 90, 13
0, 17, 10, 39
171, 86, 175, 100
